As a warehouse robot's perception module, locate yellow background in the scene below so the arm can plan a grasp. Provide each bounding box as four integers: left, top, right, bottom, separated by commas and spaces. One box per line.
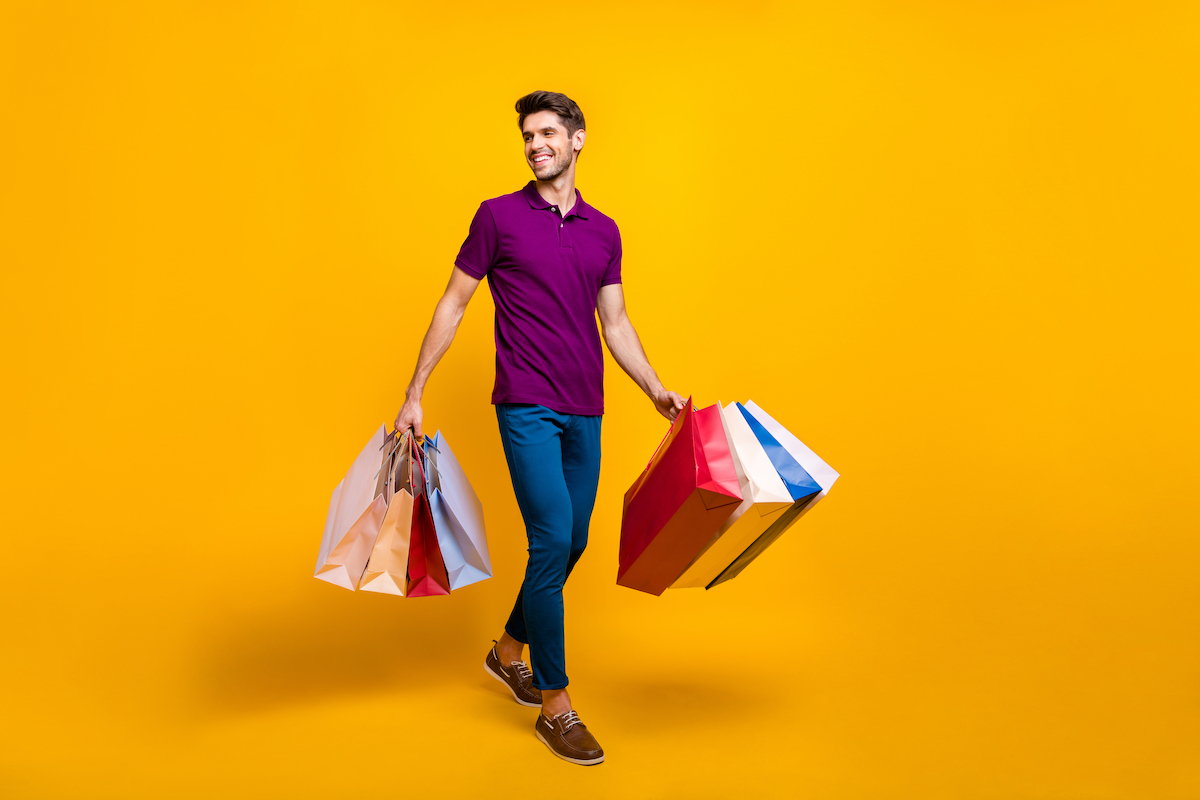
2, 2, 1197, 798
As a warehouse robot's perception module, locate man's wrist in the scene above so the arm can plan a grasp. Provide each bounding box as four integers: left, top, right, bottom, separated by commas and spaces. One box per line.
643, 370, 663, 399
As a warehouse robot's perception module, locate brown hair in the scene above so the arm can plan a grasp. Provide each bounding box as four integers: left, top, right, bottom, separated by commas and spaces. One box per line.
515, 91, 586, 136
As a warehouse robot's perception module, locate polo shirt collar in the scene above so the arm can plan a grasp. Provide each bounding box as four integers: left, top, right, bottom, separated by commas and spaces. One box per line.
522, 181, 590, 220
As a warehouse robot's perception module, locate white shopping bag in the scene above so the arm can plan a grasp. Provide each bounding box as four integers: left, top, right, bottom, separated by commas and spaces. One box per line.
671, 403, 794, 588
743, 400, 839, 514
705, 401, 839, 588
425, 431, 491, 590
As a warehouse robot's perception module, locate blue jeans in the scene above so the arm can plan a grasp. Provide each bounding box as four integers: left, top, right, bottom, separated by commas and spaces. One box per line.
496, 403, 602, 691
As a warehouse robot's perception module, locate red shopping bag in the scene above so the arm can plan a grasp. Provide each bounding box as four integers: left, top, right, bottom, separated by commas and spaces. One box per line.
405, 438, 451, 597
617, 397, 742, 596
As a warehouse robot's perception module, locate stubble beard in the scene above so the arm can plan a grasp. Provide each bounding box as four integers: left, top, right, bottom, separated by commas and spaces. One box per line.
531, 148, 573, 181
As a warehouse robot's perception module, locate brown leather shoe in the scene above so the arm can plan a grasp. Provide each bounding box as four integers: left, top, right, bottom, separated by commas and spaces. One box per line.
534, 710, 605, 766
484, 641, 542, 708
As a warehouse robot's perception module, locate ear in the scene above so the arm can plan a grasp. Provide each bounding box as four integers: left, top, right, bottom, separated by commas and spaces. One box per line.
573, 128, 587, 154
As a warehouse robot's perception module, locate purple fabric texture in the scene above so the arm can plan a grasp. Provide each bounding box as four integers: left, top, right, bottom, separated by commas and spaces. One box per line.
455, 182, 622, 416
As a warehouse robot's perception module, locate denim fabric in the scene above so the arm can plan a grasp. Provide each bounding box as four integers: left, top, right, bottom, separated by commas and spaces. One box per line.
496, 403, 602, 690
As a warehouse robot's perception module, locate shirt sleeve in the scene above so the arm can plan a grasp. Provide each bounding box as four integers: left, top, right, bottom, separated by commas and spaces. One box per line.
454, 202, 498, 279
601, 224, 623, 286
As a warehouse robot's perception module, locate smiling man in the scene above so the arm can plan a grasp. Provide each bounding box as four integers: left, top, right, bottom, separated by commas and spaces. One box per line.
392, 91, 683, 765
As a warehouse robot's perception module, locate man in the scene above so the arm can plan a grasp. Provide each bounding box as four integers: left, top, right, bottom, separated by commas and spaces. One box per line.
393, 91, 683, 766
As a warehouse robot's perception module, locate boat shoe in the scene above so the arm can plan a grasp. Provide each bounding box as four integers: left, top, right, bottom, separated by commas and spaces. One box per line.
534, 710, 605, 766
484, 641, 542, 708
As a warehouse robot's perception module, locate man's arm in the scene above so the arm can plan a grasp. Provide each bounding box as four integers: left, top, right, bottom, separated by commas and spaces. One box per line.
394, 267, 482, 439
597, 284, 685, 421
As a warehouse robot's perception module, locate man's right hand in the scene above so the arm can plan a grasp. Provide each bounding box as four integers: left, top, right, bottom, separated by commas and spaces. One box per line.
393, 395, 424, 441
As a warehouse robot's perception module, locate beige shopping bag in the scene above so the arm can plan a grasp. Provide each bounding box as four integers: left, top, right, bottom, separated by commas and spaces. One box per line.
314, 425, 396, 591
359, 434, 416, 595
358, 492, 414, 595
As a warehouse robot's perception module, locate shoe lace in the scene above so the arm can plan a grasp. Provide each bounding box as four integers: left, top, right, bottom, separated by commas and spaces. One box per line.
558, 710, 582, 732
510, 661, 532, 681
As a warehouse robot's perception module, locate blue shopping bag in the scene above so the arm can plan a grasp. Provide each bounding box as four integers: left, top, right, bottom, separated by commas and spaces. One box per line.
705, 402, 827, 588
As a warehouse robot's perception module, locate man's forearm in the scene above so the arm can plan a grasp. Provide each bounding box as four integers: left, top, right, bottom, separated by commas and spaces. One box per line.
406, 295, 466, 399
603, 315, 664, 398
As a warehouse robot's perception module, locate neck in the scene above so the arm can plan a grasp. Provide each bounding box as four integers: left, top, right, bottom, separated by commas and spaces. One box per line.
534, 162, 577, 212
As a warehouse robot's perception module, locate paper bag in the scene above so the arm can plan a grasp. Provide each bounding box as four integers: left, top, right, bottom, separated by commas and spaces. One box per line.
706, 401, 837, 588
617, 397, 742, 596
315, 425, 391, 590
425, 432, 492, 590
405, 438, 451, 597
671, 402, 795, 588
359, 434, 415, 595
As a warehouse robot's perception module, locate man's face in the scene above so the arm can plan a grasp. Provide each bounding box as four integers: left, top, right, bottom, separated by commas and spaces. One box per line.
522, 110, 583, 181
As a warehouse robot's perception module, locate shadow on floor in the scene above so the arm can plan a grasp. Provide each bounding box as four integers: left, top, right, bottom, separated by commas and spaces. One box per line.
595, 673, 774, 731
188, 580, 506, 720
188, 578, 782, 731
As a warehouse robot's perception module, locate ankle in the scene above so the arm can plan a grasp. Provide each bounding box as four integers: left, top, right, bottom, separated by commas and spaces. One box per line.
541, 689, 572, 718
496, 633, 525, 664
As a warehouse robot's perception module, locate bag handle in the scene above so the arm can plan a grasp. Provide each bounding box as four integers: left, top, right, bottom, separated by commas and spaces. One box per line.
644, 396, 692, 470
380, 427, 427, 499
410, 435, 428, 490
383, 431, 412, 503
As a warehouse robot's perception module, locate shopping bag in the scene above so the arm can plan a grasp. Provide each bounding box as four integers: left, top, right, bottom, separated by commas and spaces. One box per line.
405, 437, 451, 597
358, 433, 415, 595
425, 432, 492, 590
742, 400, 838, 511
315, 425, 393, 590
706, 401, 838, 589
617, 397, 743, 596
670, 402, 795, 588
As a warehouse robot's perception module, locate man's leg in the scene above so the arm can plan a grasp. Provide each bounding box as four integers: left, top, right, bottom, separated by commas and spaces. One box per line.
494, 406, 606, 765
494, 404, 574, 692
496, 412, 600, 670
562, 413, 602, 575
539, 412, 602, 715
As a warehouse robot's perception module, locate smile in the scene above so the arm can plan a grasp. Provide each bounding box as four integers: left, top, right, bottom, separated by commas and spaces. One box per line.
533, 154, 552, 164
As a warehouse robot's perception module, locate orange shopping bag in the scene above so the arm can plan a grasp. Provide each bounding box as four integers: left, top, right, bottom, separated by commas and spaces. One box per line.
358, 433, 416, 595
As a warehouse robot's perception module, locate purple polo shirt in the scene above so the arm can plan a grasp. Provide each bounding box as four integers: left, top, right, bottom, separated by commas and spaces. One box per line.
455, 182, 622, 416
